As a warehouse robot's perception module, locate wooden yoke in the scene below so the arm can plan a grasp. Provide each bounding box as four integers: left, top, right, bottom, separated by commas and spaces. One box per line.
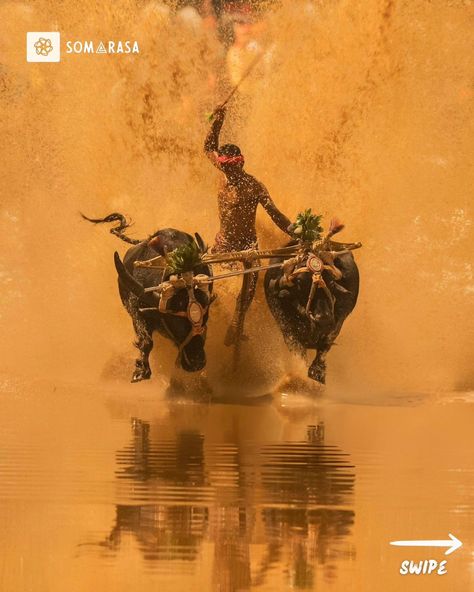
133, 241, 362, 273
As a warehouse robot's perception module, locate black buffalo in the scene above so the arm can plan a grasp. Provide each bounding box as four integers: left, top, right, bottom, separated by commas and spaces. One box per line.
264, 248, 359, 384
82, 213, 213, 382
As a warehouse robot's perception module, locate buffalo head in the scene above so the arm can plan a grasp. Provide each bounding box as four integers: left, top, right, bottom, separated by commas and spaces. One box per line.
114, 247, 214, 378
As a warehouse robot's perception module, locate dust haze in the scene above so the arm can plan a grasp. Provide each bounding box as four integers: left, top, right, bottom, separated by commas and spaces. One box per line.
1, 0, 473, 394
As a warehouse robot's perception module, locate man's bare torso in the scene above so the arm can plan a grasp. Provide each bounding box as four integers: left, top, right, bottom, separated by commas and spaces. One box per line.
217, 173, 262, 250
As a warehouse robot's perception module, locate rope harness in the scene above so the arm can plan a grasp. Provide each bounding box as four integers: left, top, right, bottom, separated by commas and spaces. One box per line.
139, 271, 214, 362
133, 237, 361, 360
270, 251, 345, 323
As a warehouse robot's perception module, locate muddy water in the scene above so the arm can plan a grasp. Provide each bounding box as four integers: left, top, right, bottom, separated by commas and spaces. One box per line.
1, 1, 473, 591
0, 381, 473, 592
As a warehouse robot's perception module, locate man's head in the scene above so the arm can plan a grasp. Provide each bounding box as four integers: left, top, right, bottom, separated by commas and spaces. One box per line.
217, 143, 245, 174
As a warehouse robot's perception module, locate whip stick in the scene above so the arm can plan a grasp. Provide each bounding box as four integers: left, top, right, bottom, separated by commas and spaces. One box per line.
207, 51, 265, 121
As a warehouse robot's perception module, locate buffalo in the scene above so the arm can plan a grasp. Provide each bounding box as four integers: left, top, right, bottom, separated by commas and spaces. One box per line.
82, 213, 213, 382
264, 245, 359, 385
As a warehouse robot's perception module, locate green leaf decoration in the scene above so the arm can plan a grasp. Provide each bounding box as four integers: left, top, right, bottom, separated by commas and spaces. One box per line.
290, 209, 323, 242
165, 241, 203, 275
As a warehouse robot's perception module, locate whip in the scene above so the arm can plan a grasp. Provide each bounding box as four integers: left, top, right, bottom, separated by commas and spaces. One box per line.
207, 51, 265, 121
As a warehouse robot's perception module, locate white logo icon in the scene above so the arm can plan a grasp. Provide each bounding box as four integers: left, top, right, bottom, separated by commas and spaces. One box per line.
27, 32, 60, 62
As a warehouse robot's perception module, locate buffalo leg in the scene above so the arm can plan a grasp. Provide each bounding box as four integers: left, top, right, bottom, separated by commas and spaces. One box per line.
308, 319, 345, 384
308, 351, 327, 384
131, 315, 154, 383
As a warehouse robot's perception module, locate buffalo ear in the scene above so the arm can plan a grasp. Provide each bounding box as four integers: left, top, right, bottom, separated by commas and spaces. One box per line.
194, 232, 208, 253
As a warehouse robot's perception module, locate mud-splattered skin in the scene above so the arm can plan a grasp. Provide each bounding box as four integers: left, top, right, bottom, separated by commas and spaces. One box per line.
215, 172, 289, 251
205, 107, 292, 252
205, 107, 292, 343
265, 251, 359, 384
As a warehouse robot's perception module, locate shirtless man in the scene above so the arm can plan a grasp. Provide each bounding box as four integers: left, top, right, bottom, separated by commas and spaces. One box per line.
204, 106, 292, 345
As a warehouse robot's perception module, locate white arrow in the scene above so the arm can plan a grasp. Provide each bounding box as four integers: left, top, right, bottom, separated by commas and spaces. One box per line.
390, 533, 463, 556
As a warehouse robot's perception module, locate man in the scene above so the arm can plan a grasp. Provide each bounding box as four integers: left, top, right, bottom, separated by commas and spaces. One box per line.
204, 105, 292, 346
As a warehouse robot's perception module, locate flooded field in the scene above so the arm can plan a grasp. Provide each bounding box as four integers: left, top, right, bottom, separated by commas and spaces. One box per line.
0, 379, 473, 592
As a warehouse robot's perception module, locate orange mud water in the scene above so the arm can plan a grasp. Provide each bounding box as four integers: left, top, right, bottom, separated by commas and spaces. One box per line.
0, 1, 473, 591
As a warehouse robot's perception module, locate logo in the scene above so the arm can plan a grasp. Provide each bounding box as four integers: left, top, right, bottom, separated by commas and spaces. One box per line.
66, 40, 140, 55
27, 32, 60, 62
26, 33, 140, 62
34, 37, 53, 56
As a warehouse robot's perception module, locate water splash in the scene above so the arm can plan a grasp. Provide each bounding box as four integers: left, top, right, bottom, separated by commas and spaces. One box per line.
0, 0, 472, 393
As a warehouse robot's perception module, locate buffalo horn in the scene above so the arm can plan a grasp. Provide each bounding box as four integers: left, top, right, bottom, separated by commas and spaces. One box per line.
114, 251, 146, 298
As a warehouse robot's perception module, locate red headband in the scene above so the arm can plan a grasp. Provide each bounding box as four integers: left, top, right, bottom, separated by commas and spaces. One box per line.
217, 154, 245, 164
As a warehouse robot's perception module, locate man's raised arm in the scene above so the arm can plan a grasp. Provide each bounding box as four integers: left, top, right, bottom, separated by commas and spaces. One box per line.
204, 107, 226, 169
258, 184, 292, 236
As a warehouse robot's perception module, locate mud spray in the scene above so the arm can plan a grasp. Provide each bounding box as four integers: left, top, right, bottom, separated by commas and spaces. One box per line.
0, 0, 472, 395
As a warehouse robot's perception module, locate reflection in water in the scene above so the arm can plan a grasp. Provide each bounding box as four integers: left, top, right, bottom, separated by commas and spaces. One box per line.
1, 389, 472, 592
106, 505, 208, 567
96, 414, 355, 590
260, 440, 355, 587
106, 422, 208, 569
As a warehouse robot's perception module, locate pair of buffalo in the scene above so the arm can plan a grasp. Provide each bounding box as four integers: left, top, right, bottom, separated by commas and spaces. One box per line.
84, 214, 359, 385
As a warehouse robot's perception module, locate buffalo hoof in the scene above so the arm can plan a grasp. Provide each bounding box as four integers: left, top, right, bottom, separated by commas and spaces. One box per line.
308, 363, 326, 384
131, 369, 151, 383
